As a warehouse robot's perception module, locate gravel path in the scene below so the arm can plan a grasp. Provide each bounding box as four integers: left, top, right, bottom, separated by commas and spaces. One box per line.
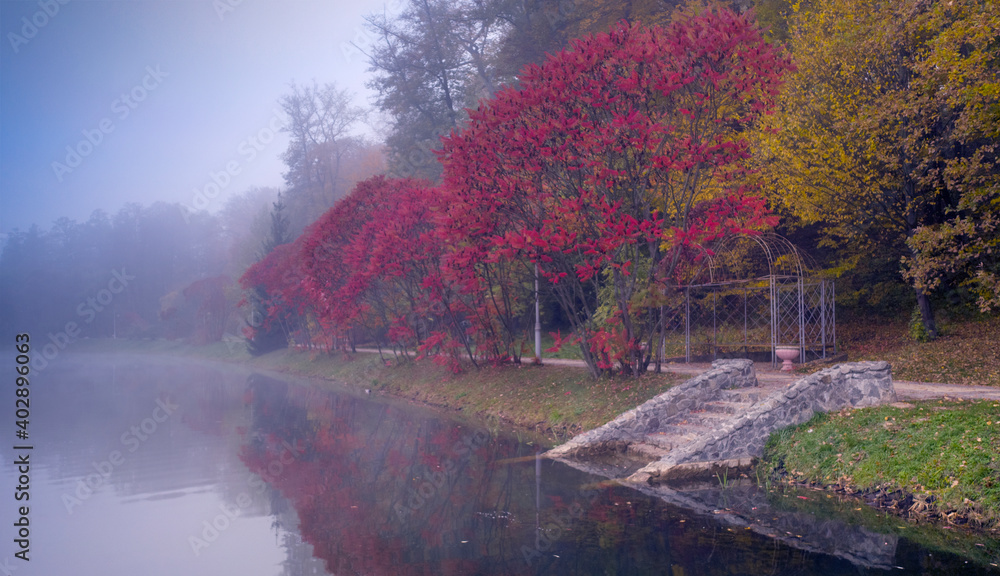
351, 348, 1000, 401
542, 357, 1000, 401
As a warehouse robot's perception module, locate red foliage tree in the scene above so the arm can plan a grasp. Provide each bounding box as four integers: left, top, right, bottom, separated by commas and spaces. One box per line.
298, 177, 394, 350
438, 11, 789, 376
239, 240, 313, 347
298, 175, 479, 367
341, 178, 480, 368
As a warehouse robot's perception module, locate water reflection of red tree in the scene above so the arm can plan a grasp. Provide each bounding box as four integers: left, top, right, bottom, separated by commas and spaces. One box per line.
239, 379, 532, 575
237, 376, 807, 574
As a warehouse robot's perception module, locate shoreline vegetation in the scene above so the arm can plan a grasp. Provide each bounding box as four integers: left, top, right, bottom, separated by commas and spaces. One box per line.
762, 400, 1000, 533
69, 326, 1000, 536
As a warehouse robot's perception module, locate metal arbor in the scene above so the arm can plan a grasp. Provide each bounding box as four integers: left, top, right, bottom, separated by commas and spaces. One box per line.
659, 233, 836, 366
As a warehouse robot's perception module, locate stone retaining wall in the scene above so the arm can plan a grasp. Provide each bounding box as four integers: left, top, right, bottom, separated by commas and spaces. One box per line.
634, 361, 895, 482
546, 359, 756, 458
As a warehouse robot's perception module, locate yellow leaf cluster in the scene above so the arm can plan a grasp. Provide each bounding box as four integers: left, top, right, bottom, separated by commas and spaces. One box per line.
755, 0, 1000, 267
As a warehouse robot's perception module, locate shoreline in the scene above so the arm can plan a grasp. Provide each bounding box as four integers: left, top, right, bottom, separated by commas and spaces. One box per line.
66, 338, 1000, 536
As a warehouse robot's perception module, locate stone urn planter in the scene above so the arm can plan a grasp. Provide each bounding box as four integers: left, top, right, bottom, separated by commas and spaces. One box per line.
775, 346, 799, 371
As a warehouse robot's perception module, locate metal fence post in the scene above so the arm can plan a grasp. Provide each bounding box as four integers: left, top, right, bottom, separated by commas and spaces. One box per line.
685, 287, 691, 363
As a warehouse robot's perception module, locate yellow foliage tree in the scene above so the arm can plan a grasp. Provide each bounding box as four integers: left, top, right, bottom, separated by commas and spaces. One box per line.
757, 0, 1000, 337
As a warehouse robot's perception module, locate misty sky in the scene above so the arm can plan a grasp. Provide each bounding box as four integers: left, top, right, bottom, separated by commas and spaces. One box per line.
1, 0, 395, 236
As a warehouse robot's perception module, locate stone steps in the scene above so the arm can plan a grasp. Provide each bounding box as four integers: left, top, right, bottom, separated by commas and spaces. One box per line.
547, 360, 897, 486
718, 388, 768, 402
644, 430, 698, 449
683, 410, 739, 426
630, 395, 759, 459
699, 400, 744, 414
626, 442, 673, 460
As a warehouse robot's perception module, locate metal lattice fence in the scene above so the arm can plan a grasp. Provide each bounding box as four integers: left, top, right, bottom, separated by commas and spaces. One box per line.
658, 234, 836, 366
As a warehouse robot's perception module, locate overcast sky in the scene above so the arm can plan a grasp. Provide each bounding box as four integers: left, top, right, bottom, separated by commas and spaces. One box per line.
1, 0, 395, 235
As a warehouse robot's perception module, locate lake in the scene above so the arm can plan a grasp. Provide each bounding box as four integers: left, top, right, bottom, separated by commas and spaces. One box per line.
1, 354, 996, 575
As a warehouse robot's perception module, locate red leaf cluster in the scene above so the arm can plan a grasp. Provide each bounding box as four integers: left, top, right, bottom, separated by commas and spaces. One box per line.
239, 10, 789, 375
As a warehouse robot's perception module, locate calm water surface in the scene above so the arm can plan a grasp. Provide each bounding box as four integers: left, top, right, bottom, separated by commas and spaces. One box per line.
1, 354, 996, 575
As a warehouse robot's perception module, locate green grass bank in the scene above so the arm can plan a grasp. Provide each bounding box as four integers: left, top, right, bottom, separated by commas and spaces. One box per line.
761, 399, 1000, 531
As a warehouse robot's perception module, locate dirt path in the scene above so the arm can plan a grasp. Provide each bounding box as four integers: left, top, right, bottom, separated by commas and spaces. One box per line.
542, 356, 1000, 400
350, 347, 1000, 401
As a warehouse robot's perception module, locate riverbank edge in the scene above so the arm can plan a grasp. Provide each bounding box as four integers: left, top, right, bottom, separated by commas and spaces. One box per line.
767, 475, 1000, 534
65, 339, 693, 442
69, 339, 1000, 538
758, 400, 1000, 535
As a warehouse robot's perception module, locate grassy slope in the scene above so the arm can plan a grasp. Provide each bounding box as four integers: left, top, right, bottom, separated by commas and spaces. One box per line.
762, 399, 1000, 528
250, 347, 688, 437
766, 316, 1000, 529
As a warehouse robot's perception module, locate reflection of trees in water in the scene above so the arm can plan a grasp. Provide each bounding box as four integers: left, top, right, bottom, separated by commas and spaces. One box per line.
238, 374, 811, 575
522, 485, 870, 576
44, 360, 253, 498
272, 502, 330, 576
245, 374, 316, 452
238, 373, 905, 575
278, 532, 329, 576
239, 373, 540, 575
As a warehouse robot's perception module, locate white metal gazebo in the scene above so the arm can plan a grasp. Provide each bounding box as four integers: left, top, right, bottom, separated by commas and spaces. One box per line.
659, 233, 836, 366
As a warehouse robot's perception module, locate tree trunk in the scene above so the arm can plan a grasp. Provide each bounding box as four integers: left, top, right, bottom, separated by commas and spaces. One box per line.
914, 286, 938, 340
907, 226, 938, 341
